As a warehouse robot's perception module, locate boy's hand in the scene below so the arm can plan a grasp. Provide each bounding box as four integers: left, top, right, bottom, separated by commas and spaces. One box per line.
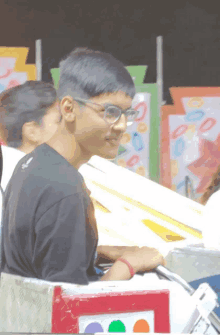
121, 246, 166, 273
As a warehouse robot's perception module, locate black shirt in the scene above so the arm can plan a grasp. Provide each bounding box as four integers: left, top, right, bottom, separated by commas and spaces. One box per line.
1, 144, 99, 284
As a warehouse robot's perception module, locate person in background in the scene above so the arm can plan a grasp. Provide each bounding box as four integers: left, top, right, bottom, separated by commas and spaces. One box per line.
1, 47, 165, 284
0, 146, 25, 191
0, 81, 60, 190
200, 167, 220, 250
190, 167, 220, 318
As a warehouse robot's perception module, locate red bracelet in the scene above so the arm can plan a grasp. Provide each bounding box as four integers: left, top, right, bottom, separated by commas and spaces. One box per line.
117, 257, 136, 277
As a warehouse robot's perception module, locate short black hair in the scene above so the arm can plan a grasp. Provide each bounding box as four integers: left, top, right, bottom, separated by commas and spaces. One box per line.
0, 81, 57, 148
58, 47, 135, 100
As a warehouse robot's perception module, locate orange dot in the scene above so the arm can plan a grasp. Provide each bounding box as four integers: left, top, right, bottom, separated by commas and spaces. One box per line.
187, 97, 204, 108
120, 133, 131, 144
133, 319, 150, 333
117, 158, 127, 168
171, 159, 179, 178
171, 184, 177, 191
137, 122, 148, 133
136, 166, 145, 176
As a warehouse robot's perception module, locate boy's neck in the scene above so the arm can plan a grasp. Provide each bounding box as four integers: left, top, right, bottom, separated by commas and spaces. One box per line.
18, 143, 37, 155
46, 129, 92, 170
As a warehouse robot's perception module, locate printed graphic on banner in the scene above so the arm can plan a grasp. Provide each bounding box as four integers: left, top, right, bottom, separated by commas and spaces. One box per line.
114, 92, 151, 178
169, 95, 220, 200
0, 48, 36, 94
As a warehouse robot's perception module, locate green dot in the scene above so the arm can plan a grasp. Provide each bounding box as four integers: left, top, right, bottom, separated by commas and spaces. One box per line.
108, 320, 126, 332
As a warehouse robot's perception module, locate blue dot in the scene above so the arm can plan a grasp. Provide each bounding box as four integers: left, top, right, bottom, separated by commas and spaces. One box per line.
85, 322, 104, 333
132, 132, 144, 152
0, 83, 6, 92
185, 110, 205, 122
174, 137, 185, 158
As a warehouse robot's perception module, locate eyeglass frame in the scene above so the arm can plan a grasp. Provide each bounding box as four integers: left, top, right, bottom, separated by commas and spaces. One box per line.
73, 97, 139, 125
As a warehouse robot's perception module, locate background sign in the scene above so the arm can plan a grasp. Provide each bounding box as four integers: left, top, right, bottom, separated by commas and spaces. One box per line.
0, 48, 35, 94
161, 87, 220, 202
113, 90, 151, 179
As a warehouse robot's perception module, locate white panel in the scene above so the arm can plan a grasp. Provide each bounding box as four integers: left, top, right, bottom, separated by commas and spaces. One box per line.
79, 157, 204, 257
79, 311, 154, 333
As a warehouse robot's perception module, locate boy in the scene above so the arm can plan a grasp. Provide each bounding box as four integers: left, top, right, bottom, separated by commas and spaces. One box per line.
1, 48, 165, 284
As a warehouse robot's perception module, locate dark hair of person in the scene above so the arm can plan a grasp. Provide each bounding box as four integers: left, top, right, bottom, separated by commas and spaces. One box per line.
58, 47, 135, 100
0, 81, 57, 148
201, 166, 220, 205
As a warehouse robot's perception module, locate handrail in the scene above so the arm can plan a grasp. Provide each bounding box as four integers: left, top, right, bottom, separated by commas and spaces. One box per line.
155, 265, 220, 333
155, 265, 195, 294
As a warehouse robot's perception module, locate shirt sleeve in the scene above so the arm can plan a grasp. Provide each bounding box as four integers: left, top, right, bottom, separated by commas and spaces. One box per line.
33, 193, 90, 284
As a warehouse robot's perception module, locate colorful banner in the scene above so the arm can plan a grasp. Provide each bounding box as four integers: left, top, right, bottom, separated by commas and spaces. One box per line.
50, 66, 160, 183
0, 48, 36, 94
113, 88, 150, 179
116, 66, 159, 182
161, 87, 220, 202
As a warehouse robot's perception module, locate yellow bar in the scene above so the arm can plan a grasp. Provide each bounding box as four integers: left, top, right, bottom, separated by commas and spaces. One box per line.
142, 219, 185, 242
90, 180, 203, 239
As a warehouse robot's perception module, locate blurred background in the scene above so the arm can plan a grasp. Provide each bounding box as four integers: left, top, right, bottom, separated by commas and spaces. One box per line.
1, 0, 220, 104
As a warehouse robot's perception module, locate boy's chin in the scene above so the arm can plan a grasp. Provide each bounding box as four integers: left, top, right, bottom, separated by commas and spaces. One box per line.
97, 151, 118, 160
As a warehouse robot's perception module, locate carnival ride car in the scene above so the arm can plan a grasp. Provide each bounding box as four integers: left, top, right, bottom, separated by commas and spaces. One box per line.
0, 152, 220, 333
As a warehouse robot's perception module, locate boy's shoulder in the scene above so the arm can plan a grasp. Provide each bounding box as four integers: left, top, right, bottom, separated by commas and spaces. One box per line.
8, 144, 83, 197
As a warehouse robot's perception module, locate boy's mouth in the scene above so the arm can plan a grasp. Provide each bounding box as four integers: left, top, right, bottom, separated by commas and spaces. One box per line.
105, 137, 121, 146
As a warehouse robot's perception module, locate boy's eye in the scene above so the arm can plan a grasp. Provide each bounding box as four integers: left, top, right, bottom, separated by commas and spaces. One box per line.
98, 107, 105, 113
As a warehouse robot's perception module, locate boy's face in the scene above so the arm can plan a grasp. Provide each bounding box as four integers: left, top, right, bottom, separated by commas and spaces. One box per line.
70, 91, 132, 160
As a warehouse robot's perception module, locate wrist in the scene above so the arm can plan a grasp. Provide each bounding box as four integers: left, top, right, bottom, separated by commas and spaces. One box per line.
117, 257, 136, 277
100, 260, 132, 281
121, 254, 141, 273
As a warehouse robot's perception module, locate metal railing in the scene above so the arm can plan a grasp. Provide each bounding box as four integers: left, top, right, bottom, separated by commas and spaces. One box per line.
155, 265, 220, 333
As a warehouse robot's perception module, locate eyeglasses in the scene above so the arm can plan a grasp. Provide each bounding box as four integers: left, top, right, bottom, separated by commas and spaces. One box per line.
74, 98, 139, 126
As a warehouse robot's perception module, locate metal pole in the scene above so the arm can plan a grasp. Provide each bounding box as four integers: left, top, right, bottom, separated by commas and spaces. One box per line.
156, 36, 163, 105
156, 36, 163, 182
35, 39, 42, 81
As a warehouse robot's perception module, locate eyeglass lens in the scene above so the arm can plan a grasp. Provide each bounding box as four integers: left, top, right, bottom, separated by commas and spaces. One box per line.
105, 106, 138, 125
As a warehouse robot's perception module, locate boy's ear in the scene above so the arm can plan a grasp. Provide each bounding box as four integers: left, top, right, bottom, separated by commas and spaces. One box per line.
60, 96, 79, 122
